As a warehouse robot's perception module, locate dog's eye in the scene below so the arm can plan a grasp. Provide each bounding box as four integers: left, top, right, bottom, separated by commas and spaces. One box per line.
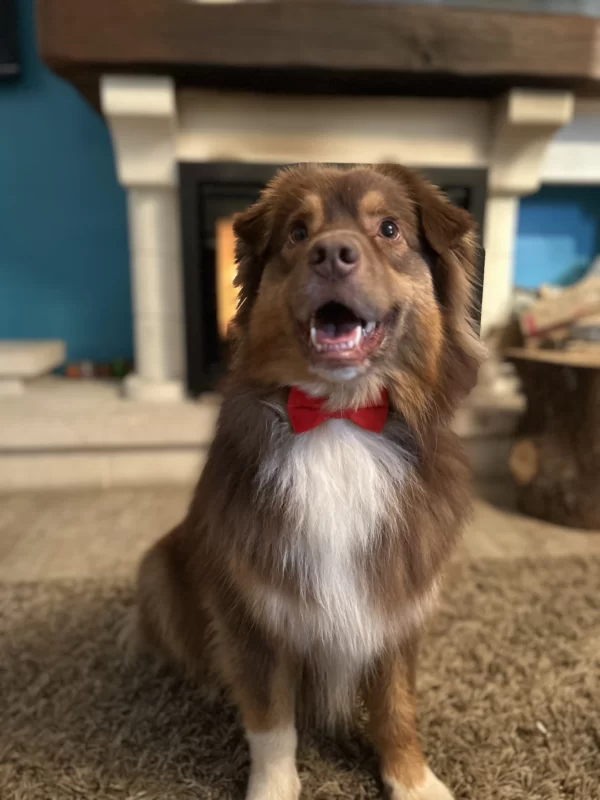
379, 219, 399, 240
289, 222, 308, 244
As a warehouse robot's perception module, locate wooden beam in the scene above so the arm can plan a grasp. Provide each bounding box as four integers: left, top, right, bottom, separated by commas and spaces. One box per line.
38, 1, 600, 99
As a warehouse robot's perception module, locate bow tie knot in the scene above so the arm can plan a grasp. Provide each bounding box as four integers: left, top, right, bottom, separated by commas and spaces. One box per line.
287, 387, 389, 434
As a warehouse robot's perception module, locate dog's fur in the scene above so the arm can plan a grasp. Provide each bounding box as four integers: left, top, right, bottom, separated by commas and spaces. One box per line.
135, 164, 485, 799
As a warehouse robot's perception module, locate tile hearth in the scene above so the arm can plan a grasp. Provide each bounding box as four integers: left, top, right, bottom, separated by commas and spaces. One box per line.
0, 378, 218, 491
0, 377, 520, 491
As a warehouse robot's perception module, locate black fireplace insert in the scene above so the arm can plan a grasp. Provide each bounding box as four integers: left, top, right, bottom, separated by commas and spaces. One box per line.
180, 162, 486, 396
0, 0, 20, 80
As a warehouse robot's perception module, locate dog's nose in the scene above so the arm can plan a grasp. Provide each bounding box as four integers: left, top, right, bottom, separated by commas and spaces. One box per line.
308, 238, 360, 280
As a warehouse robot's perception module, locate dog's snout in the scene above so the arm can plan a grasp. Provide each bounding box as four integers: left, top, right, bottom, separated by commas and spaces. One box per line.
309, 237, 360, 280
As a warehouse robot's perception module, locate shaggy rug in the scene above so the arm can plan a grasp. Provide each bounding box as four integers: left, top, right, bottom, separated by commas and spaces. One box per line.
1, 556, 599, 800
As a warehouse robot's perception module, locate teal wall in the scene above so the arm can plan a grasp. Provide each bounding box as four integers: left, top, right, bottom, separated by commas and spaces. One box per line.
0, 0, 132, 363
515, 186, 600, 290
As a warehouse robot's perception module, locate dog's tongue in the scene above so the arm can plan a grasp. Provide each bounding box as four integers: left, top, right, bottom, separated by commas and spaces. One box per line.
313, 302, 362, 345
314, 320, 361, 345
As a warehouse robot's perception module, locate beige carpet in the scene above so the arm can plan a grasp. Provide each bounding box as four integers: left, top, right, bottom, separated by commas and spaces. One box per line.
1, 556, 599, 800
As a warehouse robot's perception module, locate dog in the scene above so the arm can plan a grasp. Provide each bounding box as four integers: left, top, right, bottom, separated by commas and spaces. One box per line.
135, 163, 485, 800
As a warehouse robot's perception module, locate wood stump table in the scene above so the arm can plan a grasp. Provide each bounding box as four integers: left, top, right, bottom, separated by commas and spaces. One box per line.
506, 348, 600, 530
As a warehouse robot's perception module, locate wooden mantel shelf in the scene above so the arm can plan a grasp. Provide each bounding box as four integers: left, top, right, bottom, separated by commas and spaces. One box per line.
38, 0, 600, 109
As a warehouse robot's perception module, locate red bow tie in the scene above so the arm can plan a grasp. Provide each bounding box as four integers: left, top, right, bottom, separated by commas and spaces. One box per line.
287, 387, 389, 434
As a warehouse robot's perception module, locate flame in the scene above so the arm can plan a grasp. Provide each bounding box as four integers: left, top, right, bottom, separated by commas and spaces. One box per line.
216, 217, 239, 340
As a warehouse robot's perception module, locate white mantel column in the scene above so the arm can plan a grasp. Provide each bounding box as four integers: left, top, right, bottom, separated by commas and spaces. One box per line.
101, 76, 185, 401
482, 89, 574, 335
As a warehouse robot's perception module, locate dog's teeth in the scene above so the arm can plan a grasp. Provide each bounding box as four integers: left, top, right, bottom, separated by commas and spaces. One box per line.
364, 321, 376, 334
310, 327, 324, 353
310, 324, 363, 352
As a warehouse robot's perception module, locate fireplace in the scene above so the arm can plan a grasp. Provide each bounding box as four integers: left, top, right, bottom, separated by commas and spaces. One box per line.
179, 163, 487, 395
94, 81, 573, 402
41, 1, 587, 404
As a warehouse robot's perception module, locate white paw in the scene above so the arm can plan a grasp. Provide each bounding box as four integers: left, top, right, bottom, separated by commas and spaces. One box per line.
385, 767, 454, 800
246, 726, 301, 800
246, 767, 301, 800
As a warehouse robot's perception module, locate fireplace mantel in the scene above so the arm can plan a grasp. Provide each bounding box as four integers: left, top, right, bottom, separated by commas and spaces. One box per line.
38, 1, 600, 111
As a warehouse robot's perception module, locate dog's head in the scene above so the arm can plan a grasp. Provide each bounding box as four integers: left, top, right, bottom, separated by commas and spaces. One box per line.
231, 164, 484, 425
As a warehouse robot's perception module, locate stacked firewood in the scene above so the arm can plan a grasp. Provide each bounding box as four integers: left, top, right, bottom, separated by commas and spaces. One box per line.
504, 262, 600, 529
518, 268, 600, 360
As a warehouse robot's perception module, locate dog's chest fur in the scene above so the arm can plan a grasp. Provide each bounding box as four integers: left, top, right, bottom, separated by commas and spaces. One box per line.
254, 420, 427, 666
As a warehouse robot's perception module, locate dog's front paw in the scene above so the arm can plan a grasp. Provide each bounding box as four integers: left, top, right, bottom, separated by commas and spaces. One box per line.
245, 726, 301, 800
246, 767, 301, 800
385, 767, 454, 800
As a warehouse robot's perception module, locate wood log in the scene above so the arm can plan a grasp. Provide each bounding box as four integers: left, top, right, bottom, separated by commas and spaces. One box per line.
509, 439, 539, 486
507, 351, 600, 530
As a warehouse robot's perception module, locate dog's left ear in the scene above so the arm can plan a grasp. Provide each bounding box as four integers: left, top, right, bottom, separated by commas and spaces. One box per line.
376, 163, 480, 311
411, 177, 475, 264
375, 163, 476, 274
376, 164, 485, 411
231, 195, 272, 330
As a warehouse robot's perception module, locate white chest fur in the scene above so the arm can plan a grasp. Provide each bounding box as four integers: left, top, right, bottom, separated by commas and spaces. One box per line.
255, 420, 424, 665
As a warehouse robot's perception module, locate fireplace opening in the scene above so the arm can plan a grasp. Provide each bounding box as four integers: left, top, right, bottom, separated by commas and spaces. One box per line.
180, 163, 486, 396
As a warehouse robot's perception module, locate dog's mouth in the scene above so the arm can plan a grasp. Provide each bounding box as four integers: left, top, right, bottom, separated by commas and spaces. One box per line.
301, 301, 391, 365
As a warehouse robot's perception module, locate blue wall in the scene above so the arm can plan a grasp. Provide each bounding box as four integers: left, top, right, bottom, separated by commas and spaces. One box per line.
0, 0, 132, 363
515, 186, 600, 290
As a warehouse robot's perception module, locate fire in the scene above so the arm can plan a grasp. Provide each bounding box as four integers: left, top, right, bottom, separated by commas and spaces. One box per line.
216, 217, 239, 340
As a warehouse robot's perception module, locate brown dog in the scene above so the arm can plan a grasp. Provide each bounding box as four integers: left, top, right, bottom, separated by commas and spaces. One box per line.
136, 164, 484, 799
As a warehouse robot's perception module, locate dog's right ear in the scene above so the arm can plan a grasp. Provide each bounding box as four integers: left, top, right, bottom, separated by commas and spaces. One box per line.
231, 196, 272, 330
